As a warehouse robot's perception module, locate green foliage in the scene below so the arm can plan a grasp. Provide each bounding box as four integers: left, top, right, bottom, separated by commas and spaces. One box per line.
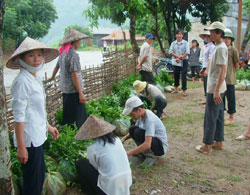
243, 0, 250, 15
3, 0, 57, 48
154, 71, 174, 87
56, 109, 63, 126
236, 69, 250, 81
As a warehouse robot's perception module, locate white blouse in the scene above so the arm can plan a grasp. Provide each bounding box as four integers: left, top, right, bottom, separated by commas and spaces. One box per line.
87, 137, 132, 195
11, 69, 48, 147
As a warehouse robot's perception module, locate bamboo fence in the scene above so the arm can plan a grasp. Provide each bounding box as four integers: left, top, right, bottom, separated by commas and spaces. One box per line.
5, 49, 136, 130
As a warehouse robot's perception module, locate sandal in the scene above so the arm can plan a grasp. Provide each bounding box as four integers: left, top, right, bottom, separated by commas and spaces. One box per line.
235, 135, 250, 141
195, 145, 212, 155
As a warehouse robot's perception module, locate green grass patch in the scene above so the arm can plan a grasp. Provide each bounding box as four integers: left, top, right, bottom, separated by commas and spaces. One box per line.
220, 175, 241, 182
187, 81, 203, 89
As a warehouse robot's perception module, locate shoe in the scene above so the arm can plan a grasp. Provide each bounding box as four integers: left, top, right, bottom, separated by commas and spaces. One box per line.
141, 156, 157, 167
195, 145, 212, 155
224, 120, 234, 126
235, 135, 250, 141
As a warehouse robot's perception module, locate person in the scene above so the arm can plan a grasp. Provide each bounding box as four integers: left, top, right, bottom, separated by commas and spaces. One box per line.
50, 28, 87, 129
189, 39, 201, 83
239, 46, 248, 59
239, 57, 249, 72
133, 80, 167, 119
199, 31, 216, 104
75, 115, 132, 195
223, 28, 239, 126
235, 119, 250, 141
136, 33, 155, 85
196, 21, 228, 154
169, 29, 190, 96
121, 96, 168, 166
7, 37, 60, 195
103, 40, 107, 52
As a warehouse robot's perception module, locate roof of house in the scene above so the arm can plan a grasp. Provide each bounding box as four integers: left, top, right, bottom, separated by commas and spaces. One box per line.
101, 29, 145, 41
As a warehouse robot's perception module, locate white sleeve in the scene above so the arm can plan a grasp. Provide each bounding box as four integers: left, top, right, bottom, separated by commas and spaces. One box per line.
11, 79, 29, 122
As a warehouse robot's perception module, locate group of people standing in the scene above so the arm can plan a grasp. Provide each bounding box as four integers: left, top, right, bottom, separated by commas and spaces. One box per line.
7, 21, 250, 194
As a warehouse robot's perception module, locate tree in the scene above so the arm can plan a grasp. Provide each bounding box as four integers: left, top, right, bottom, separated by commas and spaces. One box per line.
85, 0, 146, 54
0, 0, 14, 194
2, 0, 57, 49
242, 0, 250, 48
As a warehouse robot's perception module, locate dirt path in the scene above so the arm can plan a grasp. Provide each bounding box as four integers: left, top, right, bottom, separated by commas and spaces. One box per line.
64, 83, 250, 195
129, 83, 250, 195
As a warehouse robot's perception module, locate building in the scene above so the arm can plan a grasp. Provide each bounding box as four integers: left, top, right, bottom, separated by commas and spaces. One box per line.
93, 28, 116, 47
101, 29, 145, 46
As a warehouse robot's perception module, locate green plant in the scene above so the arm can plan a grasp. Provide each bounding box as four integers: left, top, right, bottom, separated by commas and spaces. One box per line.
56, 109, 63, 125
236, 69, 250, 81
154, 71, 174, 87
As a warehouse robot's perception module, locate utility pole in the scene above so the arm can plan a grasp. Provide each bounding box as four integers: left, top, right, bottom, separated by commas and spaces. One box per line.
237, 0, 242, 51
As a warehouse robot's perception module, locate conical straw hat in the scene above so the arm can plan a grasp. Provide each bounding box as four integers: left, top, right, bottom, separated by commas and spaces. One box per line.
75, 115, 116, 140
199, 31, 210, 39
60, 28, 88, 45
6, 37, 59, 69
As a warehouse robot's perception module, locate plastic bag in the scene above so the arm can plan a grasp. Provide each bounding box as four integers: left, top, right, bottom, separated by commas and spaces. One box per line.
113, 118, 131, 136
235, 80, 246, 91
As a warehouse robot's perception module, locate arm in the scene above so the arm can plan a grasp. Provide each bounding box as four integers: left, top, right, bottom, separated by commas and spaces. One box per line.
49, 65, 59, 81
214, 65, 227, 104
136, 56, 148, 70
121, 133, 131, 142
71, 72, 86, 104
48, 124, 59, 140
126, 136, 152, 156
234, 62, 239, 70
15, 122, 28, 164
204, 60, 211, 76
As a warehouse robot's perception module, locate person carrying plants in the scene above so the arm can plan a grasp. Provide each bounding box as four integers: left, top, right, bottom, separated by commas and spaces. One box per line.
199, 30, 216, 104
50, 28, 87, 129
75, 115, 132, 195
133, 80, 167, 119
196, 21, 228, 154
121, 96, 168, 166
136, 33, 156, 85
223, 28, 240, 126
7, 37, 60, 195
169, 29, 190, 96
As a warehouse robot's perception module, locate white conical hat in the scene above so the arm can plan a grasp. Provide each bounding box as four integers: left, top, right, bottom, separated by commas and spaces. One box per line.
60, 28, 88, 45
75, 115, 116, 140
6, 37, 59, 69
199, 31, 210, 39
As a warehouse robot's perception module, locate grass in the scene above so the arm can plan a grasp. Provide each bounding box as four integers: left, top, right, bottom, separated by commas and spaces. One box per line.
220, 175, 241, 182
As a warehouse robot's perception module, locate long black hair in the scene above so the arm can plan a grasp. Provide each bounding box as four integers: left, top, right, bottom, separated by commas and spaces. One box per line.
98, 132, 117, 146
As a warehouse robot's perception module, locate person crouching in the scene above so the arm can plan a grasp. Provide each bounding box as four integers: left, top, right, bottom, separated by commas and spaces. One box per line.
121, 96, 168, 166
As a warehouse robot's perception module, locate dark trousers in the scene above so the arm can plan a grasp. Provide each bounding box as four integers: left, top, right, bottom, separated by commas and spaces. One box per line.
21, 144, 45, 195
223, 84, 236, 114
203, 71, 207, 96
129, 125, 164, 156
139, 96, 167, 118
62, 92, 87, 129
139, 70, 156, 85
190, 66, 200, 78
203, 93, 225, 145
173, 60, 188, 91
76, 158, 106, 195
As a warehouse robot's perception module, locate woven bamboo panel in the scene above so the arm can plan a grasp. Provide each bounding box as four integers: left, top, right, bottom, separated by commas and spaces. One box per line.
5, 49, 136, 130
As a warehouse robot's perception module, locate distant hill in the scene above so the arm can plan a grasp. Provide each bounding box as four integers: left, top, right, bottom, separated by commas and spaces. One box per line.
42, 0, 121, 45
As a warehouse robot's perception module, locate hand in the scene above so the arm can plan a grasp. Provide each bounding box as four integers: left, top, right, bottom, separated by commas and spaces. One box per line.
17, 147, 28, 164
214, 91, 222, 104
127, 151, 132, 157
79, 92, 86, 104
48, 126, 59, 140
121, 137, 126, 143
200, 69, 204, 76
136, 64, 141, 70
204, 69, 208, 77
176, 58, 181, 63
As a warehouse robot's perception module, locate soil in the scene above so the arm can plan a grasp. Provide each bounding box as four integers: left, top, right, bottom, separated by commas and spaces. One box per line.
64, 84, 250, 195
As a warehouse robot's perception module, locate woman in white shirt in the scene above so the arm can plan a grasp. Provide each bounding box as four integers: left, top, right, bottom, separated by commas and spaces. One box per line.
75, 115, 132, 195
6, 37, 59, 195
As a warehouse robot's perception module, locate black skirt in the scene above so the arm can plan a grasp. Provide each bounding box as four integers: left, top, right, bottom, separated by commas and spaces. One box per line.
62, 92, 87, 129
